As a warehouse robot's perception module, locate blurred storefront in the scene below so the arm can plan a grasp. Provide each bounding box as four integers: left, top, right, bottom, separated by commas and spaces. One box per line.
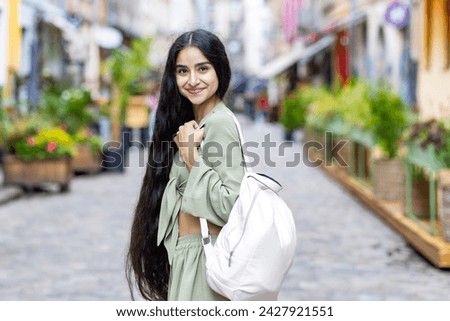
3, 0, 445, 119
17, 0, 88, 110
417, 0, 450, 119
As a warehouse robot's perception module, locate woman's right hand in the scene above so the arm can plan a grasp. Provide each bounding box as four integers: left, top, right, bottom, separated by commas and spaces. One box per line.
174, 120, 205, 170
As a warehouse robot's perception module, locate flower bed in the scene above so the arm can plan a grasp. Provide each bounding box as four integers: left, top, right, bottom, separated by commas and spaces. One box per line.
3, 126, 75, 192
3, 155, 72, 192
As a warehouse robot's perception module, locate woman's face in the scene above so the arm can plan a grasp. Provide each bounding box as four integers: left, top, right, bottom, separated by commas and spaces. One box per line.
175, 46, 220, 110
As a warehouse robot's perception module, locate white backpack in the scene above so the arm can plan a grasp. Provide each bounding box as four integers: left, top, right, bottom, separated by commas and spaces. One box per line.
200, 113, 297, 301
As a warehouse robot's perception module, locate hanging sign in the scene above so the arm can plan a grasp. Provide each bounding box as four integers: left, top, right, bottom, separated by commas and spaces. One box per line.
385, 1, 410, 29
92, 25, 123, 49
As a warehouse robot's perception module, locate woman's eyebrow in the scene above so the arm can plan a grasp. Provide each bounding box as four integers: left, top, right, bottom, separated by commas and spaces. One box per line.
195, 62, 212, 67
176, 62, 212, 68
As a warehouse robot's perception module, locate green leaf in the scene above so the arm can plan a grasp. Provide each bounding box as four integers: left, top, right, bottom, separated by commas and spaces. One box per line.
405, 143, 445, 171
348, 127, 375, 147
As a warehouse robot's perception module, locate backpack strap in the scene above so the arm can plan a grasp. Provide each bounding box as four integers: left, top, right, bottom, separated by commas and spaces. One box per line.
200, 218, 212, 245
227, 111, 253, 173
199, 111, 250, 242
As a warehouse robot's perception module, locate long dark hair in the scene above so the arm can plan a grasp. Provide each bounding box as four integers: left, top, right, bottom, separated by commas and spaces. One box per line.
126, 29, 231, 300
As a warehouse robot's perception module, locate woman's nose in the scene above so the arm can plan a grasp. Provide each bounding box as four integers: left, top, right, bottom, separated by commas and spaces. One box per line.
188, 72, 199, 86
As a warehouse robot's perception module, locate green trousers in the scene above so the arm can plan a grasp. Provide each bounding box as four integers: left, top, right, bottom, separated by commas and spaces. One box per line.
168, 234, 228, 301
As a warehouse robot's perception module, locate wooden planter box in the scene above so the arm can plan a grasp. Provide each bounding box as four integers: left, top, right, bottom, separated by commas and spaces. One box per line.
411, 179, 431, 219
72, 144, 102, 174
325, 134, 350, 172
438, 170, 450, 243
373, 157, 405, 202
347, 141, 372, 186
125, 95, 149, 128
3, 155, 72, 192
303, 127, 325, 163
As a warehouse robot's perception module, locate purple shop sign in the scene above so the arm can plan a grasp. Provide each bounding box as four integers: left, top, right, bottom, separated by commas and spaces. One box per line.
385, 1, 410, 29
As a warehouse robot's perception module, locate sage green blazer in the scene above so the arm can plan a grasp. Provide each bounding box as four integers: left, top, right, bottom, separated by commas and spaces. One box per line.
157, 102, 245, 264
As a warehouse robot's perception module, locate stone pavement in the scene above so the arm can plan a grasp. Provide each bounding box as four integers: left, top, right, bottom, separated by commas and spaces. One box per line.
0, 169, 22, 205
0, 114, 449, 300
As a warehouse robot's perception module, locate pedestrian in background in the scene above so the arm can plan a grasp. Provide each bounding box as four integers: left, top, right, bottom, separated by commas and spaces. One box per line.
126, 29, 244, 301
257, 89, 270, 122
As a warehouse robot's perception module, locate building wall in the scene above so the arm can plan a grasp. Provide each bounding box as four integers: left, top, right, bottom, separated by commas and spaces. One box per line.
66, 0, 101, 24
168, 0, 195, 34
267, 0, 288, 59
243, 0, 268, 76
66, 0, 113, 94
0, 0, 8, 89
366, 1, 404, 92
417, 0, 450, 119
18, 2, 36, 78
2, 0, 22, 98
136, 0, 168, 37
214, 0, 230, 39
349, 20, 369, 79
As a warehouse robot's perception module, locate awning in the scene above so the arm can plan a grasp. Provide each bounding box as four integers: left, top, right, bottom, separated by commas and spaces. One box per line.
257, 35, 335, 79
22, 0, 79, 34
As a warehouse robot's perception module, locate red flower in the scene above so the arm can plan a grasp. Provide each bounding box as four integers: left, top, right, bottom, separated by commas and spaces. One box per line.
27, 136, 36, 146
46, 141, 58, 153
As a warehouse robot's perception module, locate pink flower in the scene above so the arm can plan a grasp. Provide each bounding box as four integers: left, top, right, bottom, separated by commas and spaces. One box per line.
27, 136, 36, 146
46, 141, 58, 153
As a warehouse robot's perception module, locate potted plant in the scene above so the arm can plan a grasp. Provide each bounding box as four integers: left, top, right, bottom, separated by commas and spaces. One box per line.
337, 79, 374, 179
39, 86, 103, 174
279, 90, 307, 141
72, 129, 103, 174
437, 143, 450, 242
304, 84, 349, 164
368, 84, 410, 202
405, 119, 450, 241
101, 38, 154, 170
403, 119, 447, 219
103, 38, 153, 141
4, 122, 75, 192
39, 86, 96, 133
124, 38, 153, 131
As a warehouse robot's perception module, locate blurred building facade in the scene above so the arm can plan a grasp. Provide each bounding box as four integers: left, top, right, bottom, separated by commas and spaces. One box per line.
255, 0, 448, 119
417, 0, 450, 119
0, 0, 448, 120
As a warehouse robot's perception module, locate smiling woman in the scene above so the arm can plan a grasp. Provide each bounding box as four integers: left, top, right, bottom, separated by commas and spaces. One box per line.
126, 29, 245, 301
175, 47, 220, 114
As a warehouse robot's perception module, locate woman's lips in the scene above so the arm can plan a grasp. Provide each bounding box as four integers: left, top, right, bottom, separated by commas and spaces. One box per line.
187, 88, 204, 95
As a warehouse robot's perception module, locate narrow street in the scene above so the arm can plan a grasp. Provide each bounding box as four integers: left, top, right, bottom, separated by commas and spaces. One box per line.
0, 115, 449, 300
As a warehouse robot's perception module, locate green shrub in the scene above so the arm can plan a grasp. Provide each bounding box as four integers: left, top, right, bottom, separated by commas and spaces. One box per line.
368, 85, 408, 159
304, 86, 339, 132
39, 87, 96, 135
279, 92, 307, 131
337, 78, 372, 130
102, 38, 154, 123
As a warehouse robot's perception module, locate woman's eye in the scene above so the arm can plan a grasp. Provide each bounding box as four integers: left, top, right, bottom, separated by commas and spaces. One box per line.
199, 66, 209, 72
177, 68, 188, 74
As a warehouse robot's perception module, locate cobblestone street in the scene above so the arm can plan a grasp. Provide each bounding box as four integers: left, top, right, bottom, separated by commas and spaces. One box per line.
1, 115, 449, 301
